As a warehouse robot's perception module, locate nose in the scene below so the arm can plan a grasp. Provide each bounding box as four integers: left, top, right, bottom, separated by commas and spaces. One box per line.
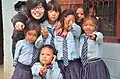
86, 25, 92, 28
52, 11, 56, 16
29, 35, 34, 40
78, 13, 81, 17
35, 7, 40, 11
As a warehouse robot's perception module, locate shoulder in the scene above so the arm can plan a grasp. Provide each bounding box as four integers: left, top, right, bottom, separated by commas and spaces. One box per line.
33, 62, 42, 66
52, 62, 59, 68
43, 20, 47, 25
17, 39, 25, 44
93, 31, 103, 37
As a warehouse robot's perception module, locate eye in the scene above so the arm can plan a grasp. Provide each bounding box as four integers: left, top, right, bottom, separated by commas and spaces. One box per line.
49, 10, 53, 12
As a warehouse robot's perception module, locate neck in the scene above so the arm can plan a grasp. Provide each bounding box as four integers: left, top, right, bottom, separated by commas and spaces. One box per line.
48, 20, 56, 27
61, 29, 68, 37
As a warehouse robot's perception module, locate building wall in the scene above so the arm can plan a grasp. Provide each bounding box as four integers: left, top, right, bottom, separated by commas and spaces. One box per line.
2, 0, 120, 79
2, 0, 18, 78
103, 43, 120, 79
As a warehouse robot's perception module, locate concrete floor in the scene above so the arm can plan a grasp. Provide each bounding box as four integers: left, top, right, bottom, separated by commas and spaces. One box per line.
4, 56, 14, 79
0, 65, 4, 79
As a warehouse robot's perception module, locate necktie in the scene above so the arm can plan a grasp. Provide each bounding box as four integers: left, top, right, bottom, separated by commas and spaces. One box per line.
63, 37, 69, 66
81, 36, 89, 66
31, 45, 37, 66
47, 27, 55, 47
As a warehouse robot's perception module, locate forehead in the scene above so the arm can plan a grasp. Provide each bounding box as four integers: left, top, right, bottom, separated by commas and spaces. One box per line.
65, 14, 75, 20
76, 8, 84, 13
84, 19, 95, 24
41, 47, 53, 54
27, 30, 37, 34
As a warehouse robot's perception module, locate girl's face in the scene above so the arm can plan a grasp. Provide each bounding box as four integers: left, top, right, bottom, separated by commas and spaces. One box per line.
64, 14, 75, 31
76, 8, 85, 21
82, 19, 96, 34
31, 3, 45, 20
25, 30, 38, 43
40, 47, 54, 65
48, 10, 60, 23
88, 8, 96, 17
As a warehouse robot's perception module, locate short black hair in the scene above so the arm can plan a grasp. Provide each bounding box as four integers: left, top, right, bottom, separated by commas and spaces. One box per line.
24, 20, 41, 37
39, 44, 57, 56
36, 44, 58, 62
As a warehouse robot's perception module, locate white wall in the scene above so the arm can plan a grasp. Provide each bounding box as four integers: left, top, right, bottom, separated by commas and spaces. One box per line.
2, 0, 16, 78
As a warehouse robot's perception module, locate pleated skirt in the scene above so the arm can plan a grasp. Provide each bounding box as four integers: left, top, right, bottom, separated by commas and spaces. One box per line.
82, 58, 111, 79
11, 62, 33, 79
58, 59, 83, 79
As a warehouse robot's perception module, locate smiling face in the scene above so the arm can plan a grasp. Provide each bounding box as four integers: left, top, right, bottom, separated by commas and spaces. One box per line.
40, 47, 54, 65
31, 3, 45, 20
48, 10, 60, 23
82, 19, 96, 34
64, 14, 75, 31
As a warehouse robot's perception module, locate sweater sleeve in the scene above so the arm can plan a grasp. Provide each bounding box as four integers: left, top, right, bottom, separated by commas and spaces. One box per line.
70, 23, 81, 39
93, 32, 104, 44
31, 62, 42, 76
50, 62, 63, 79
13, 40, 23, 66
11, 12, 28, 27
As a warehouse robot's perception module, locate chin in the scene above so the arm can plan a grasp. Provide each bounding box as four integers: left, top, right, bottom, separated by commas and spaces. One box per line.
34, 17, 42, 20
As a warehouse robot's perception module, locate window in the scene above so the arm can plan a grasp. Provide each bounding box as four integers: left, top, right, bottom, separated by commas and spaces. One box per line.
84, 0, 120, 42
59, 0, 120, 42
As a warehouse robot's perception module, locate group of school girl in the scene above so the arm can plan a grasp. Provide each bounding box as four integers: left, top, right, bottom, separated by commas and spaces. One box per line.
11, 0, 111, 79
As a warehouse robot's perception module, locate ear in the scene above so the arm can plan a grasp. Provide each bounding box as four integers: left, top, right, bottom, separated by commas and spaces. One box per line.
51, 55, 56, 64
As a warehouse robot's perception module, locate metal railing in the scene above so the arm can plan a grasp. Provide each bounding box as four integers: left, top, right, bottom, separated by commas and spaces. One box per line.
84, 0, 117, 36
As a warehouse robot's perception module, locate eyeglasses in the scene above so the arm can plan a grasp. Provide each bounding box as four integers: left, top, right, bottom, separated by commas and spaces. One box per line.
32, 4, 44, 10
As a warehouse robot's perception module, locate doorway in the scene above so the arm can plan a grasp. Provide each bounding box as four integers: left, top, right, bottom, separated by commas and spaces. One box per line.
0, 0, 4, 65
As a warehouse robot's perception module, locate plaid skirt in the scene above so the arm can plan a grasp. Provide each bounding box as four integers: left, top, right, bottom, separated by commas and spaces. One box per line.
11, 62, 33, 79
58, 59, 83, 79
82, 58, 111, 79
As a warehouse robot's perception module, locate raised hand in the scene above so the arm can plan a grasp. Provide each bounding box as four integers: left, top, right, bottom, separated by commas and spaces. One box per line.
41, 24, 48, 40
40, 64, 47, 76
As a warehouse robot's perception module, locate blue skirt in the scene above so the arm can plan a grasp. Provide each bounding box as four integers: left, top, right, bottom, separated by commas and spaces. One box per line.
82, 58, 111, 79
11, 62, 33, 79
58, 59, 83, 79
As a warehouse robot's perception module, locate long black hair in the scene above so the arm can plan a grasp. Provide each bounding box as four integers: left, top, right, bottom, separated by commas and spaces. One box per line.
58, 9, 77, 35
46, 0, 61, 20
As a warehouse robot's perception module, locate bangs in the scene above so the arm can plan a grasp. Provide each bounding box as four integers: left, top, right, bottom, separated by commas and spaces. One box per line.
47, 1, 61, 12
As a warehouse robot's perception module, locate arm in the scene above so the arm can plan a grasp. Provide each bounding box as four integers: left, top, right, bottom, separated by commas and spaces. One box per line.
87, 32, 103, 44
70, 23, 81, 38
51, 62, 63, 79
11, 12, 28, 30
93, 32, 104, 44
13, 41, 23, 66
35, 35, 44, 49
31, 63, 42, 77
31, 63, 47, 78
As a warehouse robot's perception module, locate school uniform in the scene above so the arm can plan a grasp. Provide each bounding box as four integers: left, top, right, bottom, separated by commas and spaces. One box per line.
12, 39, 39, 79
55, 23, 83, 79
43, 20, 57, 29
35, 23, 83, 79
79, 32, 110, 79
11, 2, 46, 58
35, 20, 58, 48
31, 62, 63, 79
